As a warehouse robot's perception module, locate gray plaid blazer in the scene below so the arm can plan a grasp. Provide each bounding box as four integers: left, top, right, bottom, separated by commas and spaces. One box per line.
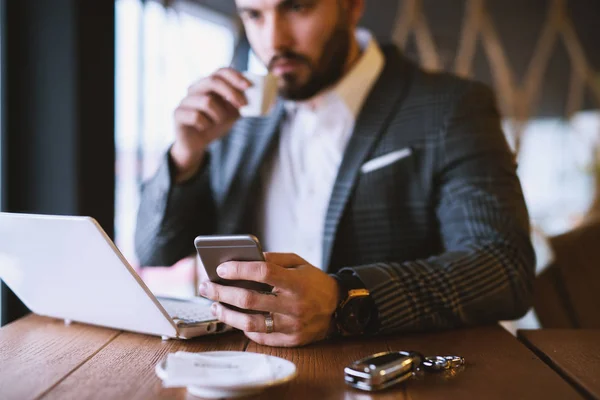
135, 46, 535, 334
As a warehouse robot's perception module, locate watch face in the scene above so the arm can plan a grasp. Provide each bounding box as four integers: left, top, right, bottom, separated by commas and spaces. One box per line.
339, 297, 372, 335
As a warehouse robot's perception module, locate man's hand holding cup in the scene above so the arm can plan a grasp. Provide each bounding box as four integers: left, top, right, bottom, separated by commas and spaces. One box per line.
170, 68, 277, 183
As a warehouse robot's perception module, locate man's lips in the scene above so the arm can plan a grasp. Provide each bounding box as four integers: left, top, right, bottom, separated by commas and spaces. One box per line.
271, 59, 305, 74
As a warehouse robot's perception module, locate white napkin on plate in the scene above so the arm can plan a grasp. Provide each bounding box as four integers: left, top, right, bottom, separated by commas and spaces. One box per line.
162, 351, 277, 388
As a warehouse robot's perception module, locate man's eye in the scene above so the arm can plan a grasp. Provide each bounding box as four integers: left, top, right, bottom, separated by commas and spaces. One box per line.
290, 3, 309, 12
243, 10, 261, 20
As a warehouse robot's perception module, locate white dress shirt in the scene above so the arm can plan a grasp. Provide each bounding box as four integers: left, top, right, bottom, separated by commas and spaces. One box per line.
257, 30, 385, 269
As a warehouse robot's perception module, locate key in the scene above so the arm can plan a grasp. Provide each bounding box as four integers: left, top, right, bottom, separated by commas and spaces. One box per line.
344, 351, 465, 391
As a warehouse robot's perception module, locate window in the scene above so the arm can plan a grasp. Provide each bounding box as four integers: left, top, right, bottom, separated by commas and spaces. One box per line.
502, 112, 600, 332
505, 112, 599, 237
115, 0, 237, 268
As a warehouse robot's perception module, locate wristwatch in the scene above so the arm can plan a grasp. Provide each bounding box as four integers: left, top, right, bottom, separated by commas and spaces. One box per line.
332, 272, 377, 336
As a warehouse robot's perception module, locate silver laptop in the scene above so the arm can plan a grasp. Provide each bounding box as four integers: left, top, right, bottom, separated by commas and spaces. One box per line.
0, 212, 230, 339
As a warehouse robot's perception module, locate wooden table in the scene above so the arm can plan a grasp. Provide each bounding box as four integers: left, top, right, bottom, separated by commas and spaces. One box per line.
519, 330, 600, 400
0, 315, 584, 400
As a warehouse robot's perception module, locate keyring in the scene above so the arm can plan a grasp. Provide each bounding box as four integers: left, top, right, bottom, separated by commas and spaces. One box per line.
422, 355, 465, 371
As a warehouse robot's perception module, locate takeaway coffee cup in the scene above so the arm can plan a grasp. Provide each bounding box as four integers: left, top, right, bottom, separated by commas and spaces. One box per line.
239, 72, 278, 117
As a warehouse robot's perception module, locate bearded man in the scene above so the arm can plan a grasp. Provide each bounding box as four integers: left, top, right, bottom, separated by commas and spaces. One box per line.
135, 0, 535, 347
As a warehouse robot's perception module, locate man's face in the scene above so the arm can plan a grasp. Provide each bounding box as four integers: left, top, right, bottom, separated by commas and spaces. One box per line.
236, 0, 358, 100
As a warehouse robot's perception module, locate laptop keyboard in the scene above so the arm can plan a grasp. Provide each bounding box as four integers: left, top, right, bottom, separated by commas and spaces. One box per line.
158, 297, 215, 323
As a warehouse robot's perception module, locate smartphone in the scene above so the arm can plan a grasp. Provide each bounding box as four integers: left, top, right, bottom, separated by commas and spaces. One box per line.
194, 234, 273, 294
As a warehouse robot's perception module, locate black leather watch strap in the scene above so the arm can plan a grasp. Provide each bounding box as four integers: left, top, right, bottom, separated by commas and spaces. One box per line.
331, 272, 379, 336
333, 272, 366, 303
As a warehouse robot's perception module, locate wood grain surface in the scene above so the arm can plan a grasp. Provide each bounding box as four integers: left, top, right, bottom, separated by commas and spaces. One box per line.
0, 315, 590, 400
43, 331, 249, 400
247, 334, 405, 399
519, 329, 600, 399
387, 325, 583, 400
0, 314, 119, 400
247, 325, 582, 400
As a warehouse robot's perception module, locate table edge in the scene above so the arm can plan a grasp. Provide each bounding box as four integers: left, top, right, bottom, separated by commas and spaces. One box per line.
518, 330, 597, 400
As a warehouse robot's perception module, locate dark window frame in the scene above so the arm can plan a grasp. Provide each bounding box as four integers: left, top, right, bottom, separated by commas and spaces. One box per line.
0, 1, 115, 326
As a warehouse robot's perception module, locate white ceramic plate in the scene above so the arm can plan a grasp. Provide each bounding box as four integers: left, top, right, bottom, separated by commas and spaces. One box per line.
155, 351, 297, 399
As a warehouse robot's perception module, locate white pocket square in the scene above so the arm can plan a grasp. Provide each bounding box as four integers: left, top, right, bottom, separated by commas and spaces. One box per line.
360, 148, 412, 174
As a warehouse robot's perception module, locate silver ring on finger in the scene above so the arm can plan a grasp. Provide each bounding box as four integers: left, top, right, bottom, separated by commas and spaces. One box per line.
265, 313, 274, 334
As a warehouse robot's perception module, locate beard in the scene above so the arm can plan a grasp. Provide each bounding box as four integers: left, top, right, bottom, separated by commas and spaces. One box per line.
267, 14, 352, 101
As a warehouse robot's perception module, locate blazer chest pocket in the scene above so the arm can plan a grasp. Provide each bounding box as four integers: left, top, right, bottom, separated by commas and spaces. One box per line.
354, 147, 422, 208
360, 147, 412, 174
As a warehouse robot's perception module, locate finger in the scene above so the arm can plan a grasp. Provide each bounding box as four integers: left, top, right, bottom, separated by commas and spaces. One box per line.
210, 75, 248, 108
183, 94, 236, 125
212, 304, 296, 334
216, 261, 287, 287
214, 67, 252, 91
187, 76, 247, 109
173, 107, 212, 131
180, 94, 240, 123
188, 68, 250, 95
245, 331, 306, 347
200, 281, 284, 313
263, 253, 309, 268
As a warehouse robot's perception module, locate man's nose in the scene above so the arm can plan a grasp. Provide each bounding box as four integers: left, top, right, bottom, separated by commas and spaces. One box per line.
263, 13, 294, 53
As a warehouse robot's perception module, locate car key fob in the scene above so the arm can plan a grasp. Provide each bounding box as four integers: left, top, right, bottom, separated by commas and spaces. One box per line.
344, 351, 423, 391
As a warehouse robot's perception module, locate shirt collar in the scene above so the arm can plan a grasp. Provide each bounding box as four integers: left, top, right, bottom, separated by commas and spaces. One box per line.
283, 29, 385, 118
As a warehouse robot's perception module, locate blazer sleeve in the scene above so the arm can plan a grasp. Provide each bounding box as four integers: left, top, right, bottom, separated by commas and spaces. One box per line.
339, 82, 536, 333
134, 152, 216, 267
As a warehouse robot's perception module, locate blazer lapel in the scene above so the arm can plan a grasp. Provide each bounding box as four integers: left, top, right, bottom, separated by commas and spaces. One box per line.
322, 48, 413, 270
217, 102, 285, 234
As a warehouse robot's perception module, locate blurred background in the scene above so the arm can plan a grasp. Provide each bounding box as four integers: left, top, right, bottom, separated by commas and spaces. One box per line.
1, 0, 599, 329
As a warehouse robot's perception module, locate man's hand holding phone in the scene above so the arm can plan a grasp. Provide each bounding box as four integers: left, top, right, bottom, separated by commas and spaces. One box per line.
198, 252, 340, 347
